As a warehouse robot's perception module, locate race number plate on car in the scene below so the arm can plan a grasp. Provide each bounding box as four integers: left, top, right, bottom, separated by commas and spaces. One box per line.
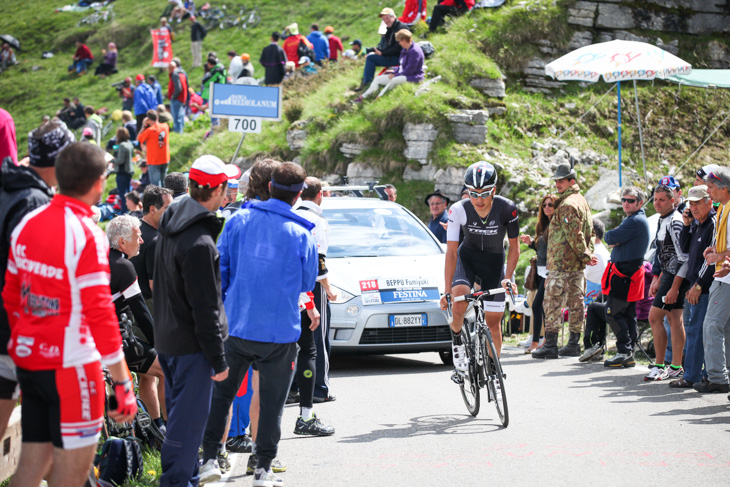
389, 313, 428, 327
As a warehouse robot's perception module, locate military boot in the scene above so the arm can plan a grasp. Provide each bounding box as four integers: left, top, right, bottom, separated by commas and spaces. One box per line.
532, 332, 559, 359
558, 331, 582, 357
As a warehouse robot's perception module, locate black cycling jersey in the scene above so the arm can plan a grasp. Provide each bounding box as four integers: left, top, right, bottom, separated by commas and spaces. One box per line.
109, 248, 155, 346
129, 220, 158, 300
447, 196, 519, 253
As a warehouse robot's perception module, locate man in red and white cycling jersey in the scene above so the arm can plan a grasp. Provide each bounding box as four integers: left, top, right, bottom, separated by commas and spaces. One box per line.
2, 142, 137, 487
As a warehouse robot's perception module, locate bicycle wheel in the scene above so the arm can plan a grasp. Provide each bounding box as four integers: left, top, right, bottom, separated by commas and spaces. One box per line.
458, 321, 480, 416
482, 328, 509, 427
242, 13, 261, 29
219, 16, 238, 30
635, 323, 655, 359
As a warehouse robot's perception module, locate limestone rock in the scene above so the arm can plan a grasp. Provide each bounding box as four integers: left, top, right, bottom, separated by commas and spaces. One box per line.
487, 106, 507, 117
434, 166, 467, 201
345, 162, 385, 186
596, 3, 636, 29
403, 164, 439, 182
469, 77, 506, 98
286, 120, 309, 151
569, 31, 594, 50
403, 123, 438, 164
339, 143, 369, 159
707, 40, 730, 69
453, 124, 487, 145
584, 169, 638, 212
567, 1, 598, 27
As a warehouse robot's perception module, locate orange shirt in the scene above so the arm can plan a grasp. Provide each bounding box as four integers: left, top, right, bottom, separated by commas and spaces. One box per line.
137, 122, 170, 166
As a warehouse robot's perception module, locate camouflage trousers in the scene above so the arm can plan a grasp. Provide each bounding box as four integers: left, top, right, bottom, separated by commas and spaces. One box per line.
543, 270, 586, 334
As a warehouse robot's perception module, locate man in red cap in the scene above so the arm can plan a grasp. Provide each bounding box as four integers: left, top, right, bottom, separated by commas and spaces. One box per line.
153, 155, 240, 487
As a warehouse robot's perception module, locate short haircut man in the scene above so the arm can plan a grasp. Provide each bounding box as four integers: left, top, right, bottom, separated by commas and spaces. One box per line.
3, 142, 136, 486
153, 155, 239, 487
165, 172, 188, 198
384, 183, 397, 202
200, 161, 318, 485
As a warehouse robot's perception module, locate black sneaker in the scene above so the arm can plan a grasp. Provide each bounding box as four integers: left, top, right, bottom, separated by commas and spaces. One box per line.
693, 379, 730, 393
313, 392, 336, 403
604, 352, 635, 368
353, 82, 366, 92
217, 451, 231, 473
579, 343, 604, 363
294, 413, 335, 436
286, 390, 300, 404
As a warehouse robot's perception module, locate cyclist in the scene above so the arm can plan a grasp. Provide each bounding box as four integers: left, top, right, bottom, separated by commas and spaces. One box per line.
440, 161, 520, 374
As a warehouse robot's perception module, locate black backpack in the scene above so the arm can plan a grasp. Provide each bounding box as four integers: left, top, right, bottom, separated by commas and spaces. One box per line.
297, 38, 315, 62
96, 437, 144, 485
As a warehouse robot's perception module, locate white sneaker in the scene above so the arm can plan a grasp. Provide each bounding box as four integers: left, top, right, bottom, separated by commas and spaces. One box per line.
658, 365, 683, 381
252, 468, 284, 487
519, 335, 533, 348
452, 343, 468, 372
644, 364, 664, 381
199, 459, 222, 485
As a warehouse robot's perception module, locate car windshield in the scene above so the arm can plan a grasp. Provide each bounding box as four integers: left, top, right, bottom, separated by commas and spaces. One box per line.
323, 206, 442, 258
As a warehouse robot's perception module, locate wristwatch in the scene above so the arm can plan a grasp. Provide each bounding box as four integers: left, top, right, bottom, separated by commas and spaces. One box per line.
695, 284, 702, 291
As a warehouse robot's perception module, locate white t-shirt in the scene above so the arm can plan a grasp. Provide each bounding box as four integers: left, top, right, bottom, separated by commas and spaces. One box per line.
584, 242, 609, 285
294, 199, 329, 281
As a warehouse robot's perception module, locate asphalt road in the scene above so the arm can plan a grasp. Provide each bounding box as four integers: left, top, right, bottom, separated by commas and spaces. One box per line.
210, 347, 730, 487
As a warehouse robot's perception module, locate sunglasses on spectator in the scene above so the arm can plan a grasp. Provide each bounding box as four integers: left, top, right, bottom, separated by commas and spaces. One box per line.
468, 188, 495, 199
708, 172, 721, 181
621, 198, 637, 204
543, 202, 554, 207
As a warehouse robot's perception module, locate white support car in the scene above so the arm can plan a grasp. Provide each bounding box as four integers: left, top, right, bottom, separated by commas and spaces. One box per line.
322, 196, 452, 364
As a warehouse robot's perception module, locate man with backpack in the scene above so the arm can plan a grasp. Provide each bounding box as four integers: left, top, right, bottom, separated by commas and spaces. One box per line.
306, 24, 329, 65
282, 23, 314, 68
260, 31, 288, 86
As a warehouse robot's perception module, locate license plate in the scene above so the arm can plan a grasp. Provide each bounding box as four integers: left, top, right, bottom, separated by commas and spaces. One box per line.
389, 313, 428, 327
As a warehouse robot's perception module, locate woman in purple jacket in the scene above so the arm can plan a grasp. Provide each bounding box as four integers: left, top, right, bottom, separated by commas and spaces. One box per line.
95, 42, 118, 78
356, 29, 424, 101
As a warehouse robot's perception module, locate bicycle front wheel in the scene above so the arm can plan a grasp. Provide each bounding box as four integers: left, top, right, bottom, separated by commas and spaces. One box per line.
482, 329, 509, 427
242, 14, 261, 29
459, 322, 480, 416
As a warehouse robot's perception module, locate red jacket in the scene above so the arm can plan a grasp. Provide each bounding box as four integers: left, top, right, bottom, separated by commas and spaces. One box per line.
327, 35, 344, 60
282, 35, 312, 67
440, 0, 474, 8
168, 68, 188, 103
74, 43, 94, 61
3, 195, 124, 370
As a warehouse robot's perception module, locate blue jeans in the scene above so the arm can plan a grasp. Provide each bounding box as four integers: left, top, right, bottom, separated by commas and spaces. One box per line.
148, 164, 168, 188
362, 54, 400, 84
682, 293, 708, 383
69, 59, 93, 74
159, 352, 214, 487
170, 99, 185, 134
116, 172, 133, 201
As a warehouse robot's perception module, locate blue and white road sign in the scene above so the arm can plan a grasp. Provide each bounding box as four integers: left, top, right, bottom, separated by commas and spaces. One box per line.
209, 84, 282, 120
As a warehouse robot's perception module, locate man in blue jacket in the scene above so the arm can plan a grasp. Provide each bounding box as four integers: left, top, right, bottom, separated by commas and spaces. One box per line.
306, 23, 330, 65
200, 162, 318, 486
580, 186, 650, 367
133, 74, 158, 132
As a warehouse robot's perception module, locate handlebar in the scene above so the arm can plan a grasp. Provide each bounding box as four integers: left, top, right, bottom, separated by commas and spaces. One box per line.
452, 288, 506, 302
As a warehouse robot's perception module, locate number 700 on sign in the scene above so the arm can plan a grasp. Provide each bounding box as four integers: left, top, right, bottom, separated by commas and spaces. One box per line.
228, 117, 262, 133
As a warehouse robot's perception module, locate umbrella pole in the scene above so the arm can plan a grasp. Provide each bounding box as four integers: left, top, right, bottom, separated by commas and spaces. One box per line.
617, 81, 623, 187
633, 80, 647, 191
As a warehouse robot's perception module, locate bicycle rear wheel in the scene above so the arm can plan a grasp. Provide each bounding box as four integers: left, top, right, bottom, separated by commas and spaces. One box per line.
458, 321, 480, 416
242, 14, 261, 29
482, 329, 509, 427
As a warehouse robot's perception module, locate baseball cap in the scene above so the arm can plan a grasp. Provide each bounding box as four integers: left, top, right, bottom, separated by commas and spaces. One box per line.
189, 155, 242, 188
124, 76, 132, 83
241, 53, 250, 62
350, 39, 362, 46
657, 175, 680, 189
324, 26, 334, 34
379, 7, 395, 17
696, 164, 722, 180
82, 127, 94, 137
686, 185, 710, 201
298, 56, 311, 65
227, 179, 239, 189
287, 23, 299, 35
135, 73, 145, 81
27, 122, 75, 167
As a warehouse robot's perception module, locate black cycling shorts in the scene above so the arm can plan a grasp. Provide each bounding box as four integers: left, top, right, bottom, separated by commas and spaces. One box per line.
652, 271, 691, 311
124, 339, 157, 374
453, 247, 506, 312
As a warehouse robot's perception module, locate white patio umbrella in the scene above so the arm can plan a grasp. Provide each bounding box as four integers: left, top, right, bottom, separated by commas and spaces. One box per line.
545, 39, 692, 187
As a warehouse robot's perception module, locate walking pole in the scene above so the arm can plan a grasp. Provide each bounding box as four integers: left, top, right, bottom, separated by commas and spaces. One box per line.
230, 132, 246, 165
617, 81, 623, 188
633, 80, 647, 190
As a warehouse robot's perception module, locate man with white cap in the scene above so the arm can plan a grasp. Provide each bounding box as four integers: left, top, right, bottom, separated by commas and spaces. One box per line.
153, 155, 240, 487
354, 8, 409, 92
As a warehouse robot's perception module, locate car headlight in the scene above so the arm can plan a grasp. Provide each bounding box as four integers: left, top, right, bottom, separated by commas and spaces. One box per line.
330, 285, 355, 304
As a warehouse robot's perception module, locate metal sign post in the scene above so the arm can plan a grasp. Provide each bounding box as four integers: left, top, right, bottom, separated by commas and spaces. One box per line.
209, 83, 282, 164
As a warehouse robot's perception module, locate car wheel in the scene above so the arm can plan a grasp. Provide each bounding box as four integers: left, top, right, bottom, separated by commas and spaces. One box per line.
439, 350, 453, 366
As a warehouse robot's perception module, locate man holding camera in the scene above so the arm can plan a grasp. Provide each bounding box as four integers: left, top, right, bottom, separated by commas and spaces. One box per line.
137, 109, 170, 187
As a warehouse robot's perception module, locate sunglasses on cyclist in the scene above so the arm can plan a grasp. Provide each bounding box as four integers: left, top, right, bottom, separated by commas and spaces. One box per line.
468, 188, 495, 199
621, 198, 637, 204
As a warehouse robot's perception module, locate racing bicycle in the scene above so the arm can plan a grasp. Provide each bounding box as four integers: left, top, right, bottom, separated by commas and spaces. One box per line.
447, 288, 510, 426
77, 4, 115, 27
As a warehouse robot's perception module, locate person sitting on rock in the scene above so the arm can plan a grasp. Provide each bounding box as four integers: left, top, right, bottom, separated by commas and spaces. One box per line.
355, 29, 423, 102
428, 0, 475, 34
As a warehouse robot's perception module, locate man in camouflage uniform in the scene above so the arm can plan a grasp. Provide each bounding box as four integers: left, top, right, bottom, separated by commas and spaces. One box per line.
533, 163, 596, 359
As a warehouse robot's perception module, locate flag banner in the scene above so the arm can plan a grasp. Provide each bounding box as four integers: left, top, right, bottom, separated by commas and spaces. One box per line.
151, 29, 172, 68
